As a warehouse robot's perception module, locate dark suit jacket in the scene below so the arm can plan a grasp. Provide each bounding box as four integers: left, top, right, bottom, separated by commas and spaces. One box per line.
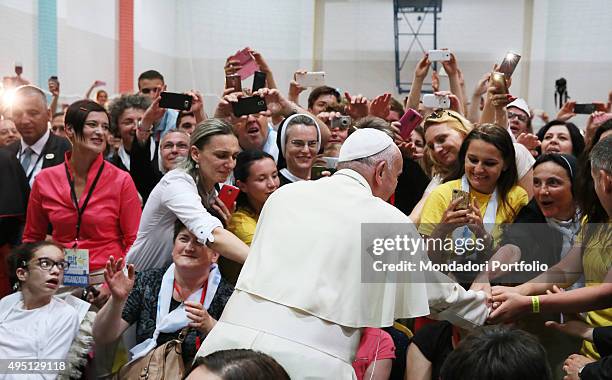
108, 137, 161, 205
4, 133, 72, 176
582, 327, 612, 380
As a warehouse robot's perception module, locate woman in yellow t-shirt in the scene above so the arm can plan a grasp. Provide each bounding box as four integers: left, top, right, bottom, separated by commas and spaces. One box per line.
222, 150, 280, 284
418, 124, 528, 274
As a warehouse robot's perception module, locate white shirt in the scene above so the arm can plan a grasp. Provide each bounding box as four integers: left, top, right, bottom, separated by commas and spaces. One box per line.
0, 293, 79, 380
126, 169, 223, 271
18, 129, 50, 187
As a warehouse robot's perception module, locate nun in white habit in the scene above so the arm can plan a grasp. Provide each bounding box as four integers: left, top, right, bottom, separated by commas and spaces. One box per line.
196, 129, 490, 379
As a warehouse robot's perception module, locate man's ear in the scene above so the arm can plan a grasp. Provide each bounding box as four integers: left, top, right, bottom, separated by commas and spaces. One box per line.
602, 170, 612, 194
375, 161, 387, 184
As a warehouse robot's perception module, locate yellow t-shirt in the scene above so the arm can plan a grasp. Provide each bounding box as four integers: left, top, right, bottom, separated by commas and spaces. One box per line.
418, 179, 528, 244
576, 220, 612, 359
228, 208, 259, 246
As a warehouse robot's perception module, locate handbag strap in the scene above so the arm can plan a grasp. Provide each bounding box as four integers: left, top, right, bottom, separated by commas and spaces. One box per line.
177, 327, 190, 343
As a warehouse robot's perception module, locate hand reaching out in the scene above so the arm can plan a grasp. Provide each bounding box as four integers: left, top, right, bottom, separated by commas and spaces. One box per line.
103, 256, 135, 303
369, 93, 391, 119
344, 92, 369, 120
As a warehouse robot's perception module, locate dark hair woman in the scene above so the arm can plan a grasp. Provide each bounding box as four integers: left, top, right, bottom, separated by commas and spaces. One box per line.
222, 150, 280, 284
419, 124, 529, 279
537, 120, 585, 157
23, 99, 141, 305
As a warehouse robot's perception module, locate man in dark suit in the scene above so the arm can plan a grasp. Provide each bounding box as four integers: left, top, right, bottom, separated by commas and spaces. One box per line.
2, 85, 71, 187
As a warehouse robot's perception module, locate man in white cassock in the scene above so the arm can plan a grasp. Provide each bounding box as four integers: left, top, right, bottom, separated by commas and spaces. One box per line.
196, 128, 490, 379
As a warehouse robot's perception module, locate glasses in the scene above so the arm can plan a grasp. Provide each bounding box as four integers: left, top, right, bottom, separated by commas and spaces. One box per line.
289, 140, 318, 149
508, 112, 528, 122
31, 257, 70, 271
161, 142, 189, 151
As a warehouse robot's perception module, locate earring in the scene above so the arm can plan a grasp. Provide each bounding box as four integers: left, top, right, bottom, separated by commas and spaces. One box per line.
195, 163, 199, 169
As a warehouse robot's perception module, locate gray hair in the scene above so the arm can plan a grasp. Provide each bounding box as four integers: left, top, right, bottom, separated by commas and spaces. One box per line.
337, 144, 398, 172
13, 85, 47, 108
107, 93, 151, 135
590, 136, 612, 174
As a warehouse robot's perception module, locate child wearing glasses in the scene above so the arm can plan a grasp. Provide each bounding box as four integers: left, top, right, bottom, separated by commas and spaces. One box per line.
0, 241, 79, 373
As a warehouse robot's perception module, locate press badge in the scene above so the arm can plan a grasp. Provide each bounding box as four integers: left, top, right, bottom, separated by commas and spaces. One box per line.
63, 248, 90, 286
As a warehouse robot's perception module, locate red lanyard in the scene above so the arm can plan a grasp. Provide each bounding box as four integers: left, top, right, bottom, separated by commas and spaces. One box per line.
451, 325, 461, 348
173, 279, 208, 350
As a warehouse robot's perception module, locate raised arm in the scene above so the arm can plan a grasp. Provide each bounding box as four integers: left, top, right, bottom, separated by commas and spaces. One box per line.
406, 54, 431, 112
92, 257, 133, 345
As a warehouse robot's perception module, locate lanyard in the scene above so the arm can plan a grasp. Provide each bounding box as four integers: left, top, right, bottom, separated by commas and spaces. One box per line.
64, 161, 105, 246
19, 147, 45, 182
173, 278, 208, 350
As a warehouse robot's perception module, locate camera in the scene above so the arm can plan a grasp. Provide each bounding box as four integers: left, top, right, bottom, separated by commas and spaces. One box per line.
331, 116, 351, 129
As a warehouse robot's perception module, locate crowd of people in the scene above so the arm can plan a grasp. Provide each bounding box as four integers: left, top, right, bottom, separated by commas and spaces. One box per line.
0, 46, 611, 380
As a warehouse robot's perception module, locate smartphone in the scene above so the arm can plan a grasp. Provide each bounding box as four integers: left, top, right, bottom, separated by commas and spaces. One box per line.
398, 108, 424, 140
452, 189, 470, 210
490, 72, 508, 94
498, 51, 521, 78
232, 96, 267, 117
428, 50, 451, 62
232, 48, 259, 79
218, 185, 240, 210
331, 116, 352, 129
311, 166, 336, 180
295, 72, 326, 87
422, 94, 450, 109
573, 103, 596, 114
225, 74, 242, 92
159, 92, 192, 111
252, 71, 266, 92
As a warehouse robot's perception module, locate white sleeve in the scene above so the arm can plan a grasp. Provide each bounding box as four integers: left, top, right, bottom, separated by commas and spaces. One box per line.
160, 172, 223, 244
40, 302, 80, 359
513, 143, 535, 179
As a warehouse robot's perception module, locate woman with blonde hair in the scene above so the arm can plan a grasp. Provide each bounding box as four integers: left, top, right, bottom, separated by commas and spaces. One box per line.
126, 119, 249, 272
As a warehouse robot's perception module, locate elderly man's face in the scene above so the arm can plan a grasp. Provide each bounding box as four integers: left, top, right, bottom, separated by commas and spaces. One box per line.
10, 93, 49, 146
0, 119, 20, 147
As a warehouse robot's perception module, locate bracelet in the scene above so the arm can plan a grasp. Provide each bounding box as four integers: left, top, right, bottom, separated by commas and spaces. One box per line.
531, 296, 540, 313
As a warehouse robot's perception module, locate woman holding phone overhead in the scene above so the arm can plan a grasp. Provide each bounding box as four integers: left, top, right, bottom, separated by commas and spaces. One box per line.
126, 119, 249, 272
23, 100, 141, 303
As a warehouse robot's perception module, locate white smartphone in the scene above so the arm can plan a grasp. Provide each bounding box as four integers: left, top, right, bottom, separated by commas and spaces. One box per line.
428, 50, 451, 62
296, 71, 326, 87
423, 94, 450, 109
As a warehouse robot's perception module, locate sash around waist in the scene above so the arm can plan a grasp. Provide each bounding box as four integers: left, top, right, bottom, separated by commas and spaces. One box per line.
220, 290, 361, 363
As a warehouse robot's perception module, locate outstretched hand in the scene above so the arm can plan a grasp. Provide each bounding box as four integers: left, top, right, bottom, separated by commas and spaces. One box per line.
103, 256, 135, 303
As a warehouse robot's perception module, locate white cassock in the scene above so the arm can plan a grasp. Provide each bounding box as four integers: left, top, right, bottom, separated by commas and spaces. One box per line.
197, 129, 489, 379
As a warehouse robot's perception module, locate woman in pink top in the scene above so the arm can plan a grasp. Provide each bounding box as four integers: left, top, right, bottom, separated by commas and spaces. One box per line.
23, 100, 141, 303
